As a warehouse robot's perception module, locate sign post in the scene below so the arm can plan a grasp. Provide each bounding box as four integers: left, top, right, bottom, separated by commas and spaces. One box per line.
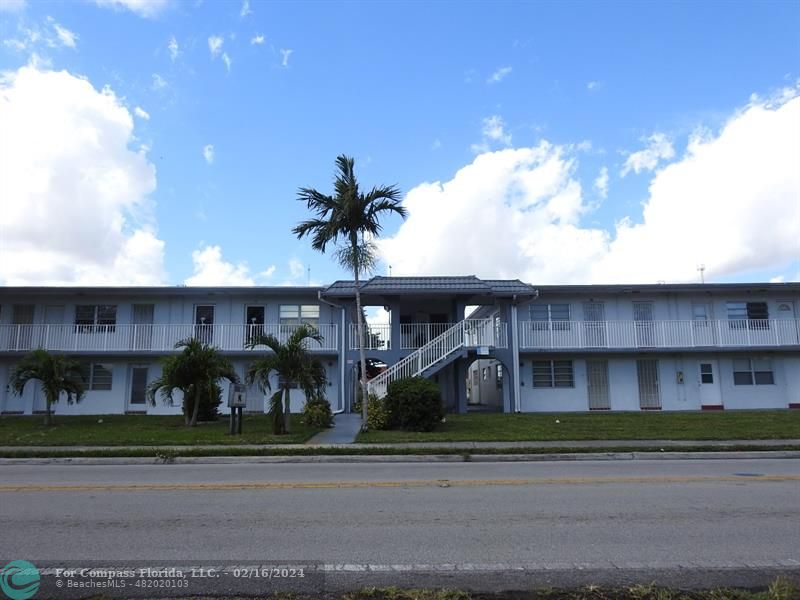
227, 383, 248, 435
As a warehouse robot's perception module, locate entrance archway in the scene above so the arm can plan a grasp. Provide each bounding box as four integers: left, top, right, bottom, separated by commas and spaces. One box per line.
465, 357, 506, 412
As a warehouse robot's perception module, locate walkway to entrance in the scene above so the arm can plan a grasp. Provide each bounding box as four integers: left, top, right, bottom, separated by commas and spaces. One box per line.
305, 413, 362, 444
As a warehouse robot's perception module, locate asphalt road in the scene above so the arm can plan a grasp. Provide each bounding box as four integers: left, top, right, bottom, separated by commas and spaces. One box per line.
1, 458, 798, 597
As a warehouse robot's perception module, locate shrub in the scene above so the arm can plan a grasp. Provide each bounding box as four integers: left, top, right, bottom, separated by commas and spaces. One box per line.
365, 394, 391, 430
302, 396, 334, 428
352, 393, 391, 430
385, 377, 444, 432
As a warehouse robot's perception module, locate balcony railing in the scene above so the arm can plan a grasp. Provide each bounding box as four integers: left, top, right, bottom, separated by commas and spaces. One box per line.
0, 323, 339, 353
350, 322, 510, 351
518, 319, 800, 350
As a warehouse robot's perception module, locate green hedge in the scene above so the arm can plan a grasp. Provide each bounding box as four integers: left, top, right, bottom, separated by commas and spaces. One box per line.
385, 377, 444, 432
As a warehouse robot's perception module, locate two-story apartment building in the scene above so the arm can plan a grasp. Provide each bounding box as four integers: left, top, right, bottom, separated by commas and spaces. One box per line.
1, 278, 798, 415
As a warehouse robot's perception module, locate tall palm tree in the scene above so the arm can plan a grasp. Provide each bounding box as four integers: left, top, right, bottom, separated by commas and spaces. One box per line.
147, 338, 238, 427
8, 349, 86, 426
245, 325, 327, 435
293, 155, 406, 430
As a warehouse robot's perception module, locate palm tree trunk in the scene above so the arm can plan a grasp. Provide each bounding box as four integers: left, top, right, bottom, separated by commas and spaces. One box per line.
44, 399, 52, 427
283, 387, 291, 433
189, 385, 200, 427
354, 266, 369, 431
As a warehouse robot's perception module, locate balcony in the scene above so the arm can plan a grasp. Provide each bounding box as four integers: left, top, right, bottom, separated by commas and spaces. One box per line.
518, 319, 800, 350
0, 323, 339, 353
350, 321, 509, 351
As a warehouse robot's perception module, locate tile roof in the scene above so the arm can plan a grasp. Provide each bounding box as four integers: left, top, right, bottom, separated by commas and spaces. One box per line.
322, 276, 537, 297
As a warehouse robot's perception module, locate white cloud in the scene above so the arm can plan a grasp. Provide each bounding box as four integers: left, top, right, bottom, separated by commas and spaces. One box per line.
93, 0, 170, 18
431, 138, 442, 150
587, 80, 601, 91
185, 246, 255, 286
151, 73, 167, 90
3, 18, 79, 51
280, 48, 293, 67
0, 0, 26, 12
621, 132, 675, 176
260, 265, 276, 278
289, 257, 304, 279
53, 23, 78, 48
380, 92, 800, 284
240, 0, 251, 17
470, 115, 512, 153
202, 144, 214, 164
769, 275, 786, 283
133, 106, 150, 120
0, 66, 166, 285
250, 34, 264, 45
208, 35, 223, 57
167, 35, 179, 61
222, 52, 231, 72
487, 66, 512, 84
593, 166, 609, 199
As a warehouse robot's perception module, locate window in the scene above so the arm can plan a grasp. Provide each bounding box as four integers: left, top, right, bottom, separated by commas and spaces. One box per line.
699, 363, 714, 384
733, 358, 774, 386
692, 304, 708, 325
532, 360, 574, 388
279, 305, 320, 326
727, 302, 769, 330
75, 305, 117, 332
530, 304, 571, 331
495, 364, 503, 389
89, 363, 113, 390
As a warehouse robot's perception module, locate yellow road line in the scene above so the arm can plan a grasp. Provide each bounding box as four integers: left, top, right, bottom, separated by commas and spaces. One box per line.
0, 475, 798, 493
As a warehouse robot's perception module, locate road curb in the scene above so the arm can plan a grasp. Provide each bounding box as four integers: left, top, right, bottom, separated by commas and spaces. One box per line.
1, 450, 799, 466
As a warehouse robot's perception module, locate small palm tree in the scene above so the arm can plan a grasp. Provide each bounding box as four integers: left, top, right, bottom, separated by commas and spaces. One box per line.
293, 155, 406, 430
245, 325, 327, 435
8, 349, 86, 426
147, 338, 238, 427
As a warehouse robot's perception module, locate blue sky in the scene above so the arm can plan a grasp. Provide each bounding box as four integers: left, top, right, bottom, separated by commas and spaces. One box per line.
1, 0, 798, 287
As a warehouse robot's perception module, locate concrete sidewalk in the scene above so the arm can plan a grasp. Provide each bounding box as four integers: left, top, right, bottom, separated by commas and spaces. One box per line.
1, 438, 799, 453
304, 413, 362, 444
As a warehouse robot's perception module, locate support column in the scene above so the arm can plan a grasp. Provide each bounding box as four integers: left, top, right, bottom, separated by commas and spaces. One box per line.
455, 357, 468, 413
511, 304, 521, 413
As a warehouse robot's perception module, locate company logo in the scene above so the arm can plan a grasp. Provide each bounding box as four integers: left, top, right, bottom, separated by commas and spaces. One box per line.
0, 561, 40, 600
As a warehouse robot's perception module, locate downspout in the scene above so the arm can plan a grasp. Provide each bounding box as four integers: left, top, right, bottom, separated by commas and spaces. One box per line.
318, 291, 346, 414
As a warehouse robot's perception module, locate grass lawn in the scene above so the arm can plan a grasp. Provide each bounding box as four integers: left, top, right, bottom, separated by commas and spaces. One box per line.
0, 414, 320, 446
356, 410, 800, 443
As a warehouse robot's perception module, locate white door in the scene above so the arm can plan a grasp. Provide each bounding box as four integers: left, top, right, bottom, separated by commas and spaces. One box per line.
128, 366, 149, 411
583, 302, 606, 347
636, 359, 661, 409
131, 304, 155, 350
43, 305, 65, 350
586, 359, 610, 409
698, 360, 723, 407
633, 302, 655, 347
775, 300, 798, 345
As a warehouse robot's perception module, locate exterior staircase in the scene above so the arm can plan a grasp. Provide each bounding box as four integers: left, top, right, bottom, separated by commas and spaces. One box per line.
366, 318, 497, 398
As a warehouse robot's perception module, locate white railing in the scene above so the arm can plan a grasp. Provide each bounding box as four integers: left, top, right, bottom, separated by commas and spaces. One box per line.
0, 323, 339, 353
367, 319, 500, 398
518, 319, 800, 350
401, 323, 455, 349
349, 324, 392, 350
350, 322, 510, 351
